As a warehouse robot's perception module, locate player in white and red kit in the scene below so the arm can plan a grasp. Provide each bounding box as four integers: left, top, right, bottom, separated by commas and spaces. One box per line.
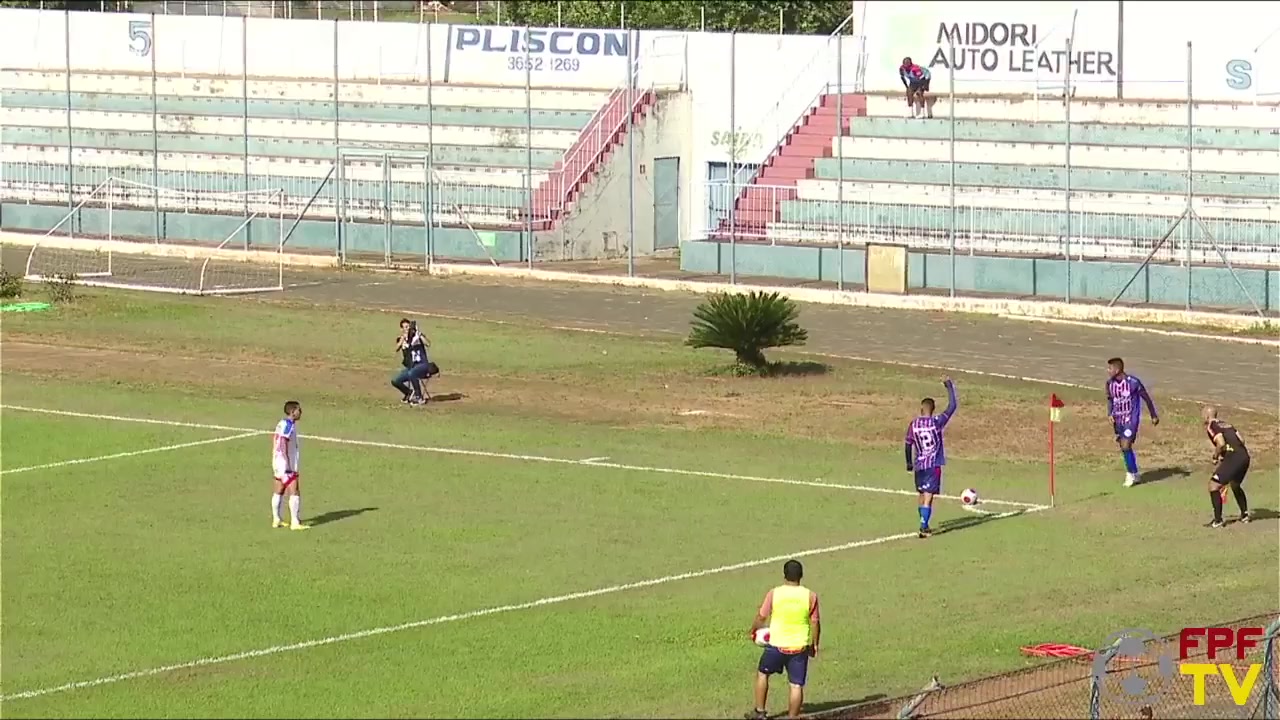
272, 400, 309, 530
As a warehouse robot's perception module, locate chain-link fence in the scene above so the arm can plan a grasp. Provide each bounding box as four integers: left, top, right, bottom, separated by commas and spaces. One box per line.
805, 614, 1280, 720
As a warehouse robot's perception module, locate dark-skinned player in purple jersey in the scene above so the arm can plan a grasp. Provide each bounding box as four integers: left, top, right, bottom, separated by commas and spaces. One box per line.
1105, 358, 1159, 487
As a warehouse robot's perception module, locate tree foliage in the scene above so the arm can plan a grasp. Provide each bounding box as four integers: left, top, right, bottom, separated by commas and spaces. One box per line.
0, 1, 128, 9
686, 291, 808, 373
500, 1, 852, 35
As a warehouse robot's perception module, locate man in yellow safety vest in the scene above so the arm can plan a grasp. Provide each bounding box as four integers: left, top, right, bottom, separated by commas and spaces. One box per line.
747, 559, 821, 719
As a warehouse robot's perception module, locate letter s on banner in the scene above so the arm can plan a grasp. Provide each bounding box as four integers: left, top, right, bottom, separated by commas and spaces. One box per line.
1225, 59, 1253, 90
442, 24, 632, 89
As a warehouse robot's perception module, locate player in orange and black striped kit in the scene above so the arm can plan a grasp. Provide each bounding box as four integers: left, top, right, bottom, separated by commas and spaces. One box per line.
1202, 406, 1251, 528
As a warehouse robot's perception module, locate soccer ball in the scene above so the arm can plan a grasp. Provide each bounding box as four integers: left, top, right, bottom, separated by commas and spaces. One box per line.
960, 488, 980, 506
753, 627, 771, 647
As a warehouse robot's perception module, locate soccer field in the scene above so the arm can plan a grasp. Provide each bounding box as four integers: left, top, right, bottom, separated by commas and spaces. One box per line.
1, 288, 1276, 718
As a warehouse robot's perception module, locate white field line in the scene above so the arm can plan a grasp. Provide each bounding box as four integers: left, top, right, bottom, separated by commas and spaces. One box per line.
0, 406, 1048, 511
0, 508, 1041, 703
0, 432, 261, 475
997, 314, 1280, 348
803, 351, 1268, 414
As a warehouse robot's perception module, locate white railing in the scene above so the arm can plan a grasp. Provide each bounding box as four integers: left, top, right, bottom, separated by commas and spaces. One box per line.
1, 160, 550, 227
698, 181, 1280, 267
738, 21, 866, 188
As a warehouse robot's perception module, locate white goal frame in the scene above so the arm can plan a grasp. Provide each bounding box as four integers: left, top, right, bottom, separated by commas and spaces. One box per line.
23, 177, 287, 296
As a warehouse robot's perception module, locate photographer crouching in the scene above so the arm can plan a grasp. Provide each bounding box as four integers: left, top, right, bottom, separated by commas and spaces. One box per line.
392, 318, 438, 405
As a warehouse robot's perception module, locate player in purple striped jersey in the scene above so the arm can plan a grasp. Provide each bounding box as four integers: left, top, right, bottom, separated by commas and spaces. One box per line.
905, 377, 957, 539
1106, 358, 1159, 488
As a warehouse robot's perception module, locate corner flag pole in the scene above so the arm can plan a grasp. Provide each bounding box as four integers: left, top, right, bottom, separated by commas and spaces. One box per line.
1049, 394, 1065, 507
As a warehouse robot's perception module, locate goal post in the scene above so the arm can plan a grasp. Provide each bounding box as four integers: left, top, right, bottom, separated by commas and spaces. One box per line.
197, 188, 286, 295
22, 176, 287, 296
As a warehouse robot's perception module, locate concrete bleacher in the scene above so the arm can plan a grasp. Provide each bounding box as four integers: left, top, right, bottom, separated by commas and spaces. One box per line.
0, 70, 651, 259
721, 91, 1280, 267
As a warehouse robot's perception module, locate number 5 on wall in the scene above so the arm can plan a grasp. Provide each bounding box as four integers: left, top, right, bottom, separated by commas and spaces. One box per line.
128, 20, 153, 57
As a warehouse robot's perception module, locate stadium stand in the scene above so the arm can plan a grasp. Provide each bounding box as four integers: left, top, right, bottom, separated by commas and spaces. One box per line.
0, 69, 655, 259
714, 92, 1280, 267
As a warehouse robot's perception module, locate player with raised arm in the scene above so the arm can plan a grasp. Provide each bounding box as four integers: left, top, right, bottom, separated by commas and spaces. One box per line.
1105, 358, 1159, 488
1202, 406, 1251, 528
271, 400, 309, 530
905, 377, 957, 539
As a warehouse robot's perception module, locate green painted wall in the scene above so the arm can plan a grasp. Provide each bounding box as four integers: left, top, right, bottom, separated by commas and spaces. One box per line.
0, 203, 525, 263
680, 241, 1279, 313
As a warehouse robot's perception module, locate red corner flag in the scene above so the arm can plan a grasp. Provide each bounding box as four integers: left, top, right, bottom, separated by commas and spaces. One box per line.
1049, 393, 1065, 423
1048, 394, 1066, 507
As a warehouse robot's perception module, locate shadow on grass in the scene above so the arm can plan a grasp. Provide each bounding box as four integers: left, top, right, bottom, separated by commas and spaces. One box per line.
1139, 466, 1193, 485
768, 361, 830, 378
937, 509, 1021, 534
1237, 508, 1278, 523
309, 507, 378, 527
426, 392, 465, 403
803, 693, 888, 717
707, 361, 831, 378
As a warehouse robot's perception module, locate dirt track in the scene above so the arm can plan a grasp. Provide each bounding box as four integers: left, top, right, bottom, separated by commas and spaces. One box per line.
272, 263, 1280, 414
5, 245, 1275, 415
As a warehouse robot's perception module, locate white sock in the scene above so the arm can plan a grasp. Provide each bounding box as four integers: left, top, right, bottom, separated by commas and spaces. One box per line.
289, 495, 302, 525
272, 493, 283, 521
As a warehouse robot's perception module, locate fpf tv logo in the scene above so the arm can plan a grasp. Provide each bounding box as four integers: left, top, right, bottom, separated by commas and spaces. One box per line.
1179, 626, 1267, 706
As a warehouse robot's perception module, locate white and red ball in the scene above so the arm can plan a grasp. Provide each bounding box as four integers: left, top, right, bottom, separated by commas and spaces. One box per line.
960, 488, 980, 506
752, 627, 771, 647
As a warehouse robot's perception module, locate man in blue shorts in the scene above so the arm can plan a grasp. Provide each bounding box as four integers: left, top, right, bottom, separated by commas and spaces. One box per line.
747, 559, 820, 720
906, 377, 957, 538
1105, 357, 1159, 487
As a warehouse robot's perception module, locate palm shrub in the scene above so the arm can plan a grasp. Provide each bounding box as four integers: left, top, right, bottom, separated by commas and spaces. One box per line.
686, 291, 808, 374
0, 267, 23, 299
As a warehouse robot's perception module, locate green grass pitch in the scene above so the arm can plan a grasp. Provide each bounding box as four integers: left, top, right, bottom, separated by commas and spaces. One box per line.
0, 288, 1275, 718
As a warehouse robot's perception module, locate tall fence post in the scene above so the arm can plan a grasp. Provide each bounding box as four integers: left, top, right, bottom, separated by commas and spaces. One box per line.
948, 42, 957, 298
425, 22, 434, 271
524, 25, 534, 270
63, 8, 73, 223
1064, 36, 1073, 304
151, 13, 161, 244
836, 40, 845, 292
626, 28, 637, 278
382, 152, 391, 266
732, 32, 742, 283
728, 31, 737, 285
333, 19, 341, 260
1184, 41, 1194, 311
242, 14, 250, 249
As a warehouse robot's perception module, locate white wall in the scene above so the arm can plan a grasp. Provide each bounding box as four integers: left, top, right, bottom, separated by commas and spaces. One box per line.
857, 0, 1121, 98
855, 0, 1280, 102
1120, 1, 1280, 102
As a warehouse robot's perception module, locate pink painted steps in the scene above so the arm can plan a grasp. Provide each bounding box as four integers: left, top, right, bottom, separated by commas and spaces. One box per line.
713, 92, 866, 240
528, 88, 657, 230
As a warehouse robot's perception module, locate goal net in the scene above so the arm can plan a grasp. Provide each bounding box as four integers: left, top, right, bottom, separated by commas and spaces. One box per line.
23, 177, 287, 296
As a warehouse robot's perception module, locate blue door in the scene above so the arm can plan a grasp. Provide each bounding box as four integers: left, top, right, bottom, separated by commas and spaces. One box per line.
653, 157, 680, 250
